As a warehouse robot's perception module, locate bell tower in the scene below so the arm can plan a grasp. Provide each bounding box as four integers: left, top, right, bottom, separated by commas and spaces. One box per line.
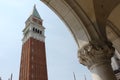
19, 5, 48, 80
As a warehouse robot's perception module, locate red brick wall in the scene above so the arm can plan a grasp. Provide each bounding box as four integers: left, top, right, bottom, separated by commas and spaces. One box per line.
19, 37, 48, 80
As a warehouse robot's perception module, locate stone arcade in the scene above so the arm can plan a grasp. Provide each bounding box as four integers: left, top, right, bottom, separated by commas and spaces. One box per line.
41, 0, 120, 80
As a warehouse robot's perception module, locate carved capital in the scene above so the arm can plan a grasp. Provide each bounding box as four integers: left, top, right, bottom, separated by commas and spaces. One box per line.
78, 42, 115, 69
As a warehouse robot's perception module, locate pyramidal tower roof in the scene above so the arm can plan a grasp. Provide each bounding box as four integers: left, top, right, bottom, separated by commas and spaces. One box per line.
31, 5, 41, 19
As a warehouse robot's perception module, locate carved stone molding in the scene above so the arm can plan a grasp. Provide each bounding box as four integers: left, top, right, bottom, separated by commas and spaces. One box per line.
78, 41, 115, 69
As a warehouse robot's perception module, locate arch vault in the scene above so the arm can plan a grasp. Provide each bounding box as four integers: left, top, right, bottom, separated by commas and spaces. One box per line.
41, 0, 120, 80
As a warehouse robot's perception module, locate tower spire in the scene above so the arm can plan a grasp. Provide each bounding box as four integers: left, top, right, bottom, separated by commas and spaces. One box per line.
84, 74, 87, 80
31, 4, 41, 19
10, 73, 13, 80
73, 72, 76, 80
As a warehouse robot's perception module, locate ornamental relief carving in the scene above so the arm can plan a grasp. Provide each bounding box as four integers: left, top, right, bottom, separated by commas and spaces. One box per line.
78, 42, 115, 69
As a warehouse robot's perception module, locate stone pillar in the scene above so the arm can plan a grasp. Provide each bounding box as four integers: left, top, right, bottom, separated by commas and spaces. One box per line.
78, 42, 117, 80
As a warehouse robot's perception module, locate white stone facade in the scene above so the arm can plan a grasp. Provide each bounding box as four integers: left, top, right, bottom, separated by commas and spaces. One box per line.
22, 23, 45, 44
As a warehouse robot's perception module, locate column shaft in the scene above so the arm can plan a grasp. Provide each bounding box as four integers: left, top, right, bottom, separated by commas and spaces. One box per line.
90, 62, 116, 80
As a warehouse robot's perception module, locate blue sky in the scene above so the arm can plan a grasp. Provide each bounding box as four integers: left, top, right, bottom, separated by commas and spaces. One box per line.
0, 0, 92, 80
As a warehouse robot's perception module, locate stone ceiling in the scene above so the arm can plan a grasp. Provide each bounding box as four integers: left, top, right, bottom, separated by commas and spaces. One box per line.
41, 0, 120, 49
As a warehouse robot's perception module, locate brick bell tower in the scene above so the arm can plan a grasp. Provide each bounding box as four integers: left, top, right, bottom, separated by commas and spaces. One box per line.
19, 5, 48, 80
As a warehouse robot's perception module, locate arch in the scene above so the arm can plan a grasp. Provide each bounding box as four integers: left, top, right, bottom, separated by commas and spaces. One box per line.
106, 3, 120, 54
108, 3, 120, 34
33, 27, 35, 31
41, 0, 101, 48
106, 20, 120, 54
35, 28, 38, 33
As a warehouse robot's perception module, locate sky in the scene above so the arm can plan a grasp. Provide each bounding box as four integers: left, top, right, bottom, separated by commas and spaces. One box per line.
0, 0, 92, 80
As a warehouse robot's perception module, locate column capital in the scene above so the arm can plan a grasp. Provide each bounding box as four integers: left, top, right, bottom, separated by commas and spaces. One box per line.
78, 41, 115, 69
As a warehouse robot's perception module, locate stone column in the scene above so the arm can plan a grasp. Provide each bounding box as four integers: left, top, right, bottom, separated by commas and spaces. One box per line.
78, 42, 117, 80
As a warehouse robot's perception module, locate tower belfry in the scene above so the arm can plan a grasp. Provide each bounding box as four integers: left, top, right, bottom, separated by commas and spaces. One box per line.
19, 5, 48, 80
